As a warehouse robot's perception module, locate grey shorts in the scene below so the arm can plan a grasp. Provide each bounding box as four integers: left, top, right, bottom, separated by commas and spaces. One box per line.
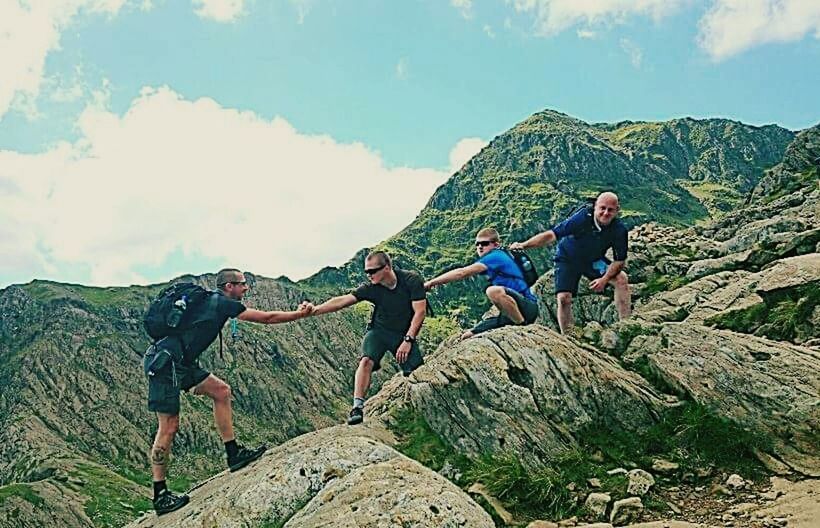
144, 347, 210, 415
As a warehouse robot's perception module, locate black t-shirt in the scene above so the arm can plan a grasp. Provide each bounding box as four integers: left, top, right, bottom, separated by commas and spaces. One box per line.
351, 269, 426, 334
182, 291, 246, 364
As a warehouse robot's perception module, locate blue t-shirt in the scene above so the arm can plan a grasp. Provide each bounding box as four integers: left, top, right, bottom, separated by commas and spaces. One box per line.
552, 207, 629, 265
477, 248, 537, 301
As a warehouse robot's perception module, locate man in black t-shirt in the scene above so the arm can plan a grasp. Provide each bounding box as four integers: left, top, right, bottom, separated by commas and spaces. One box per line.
145, 268, 312, 516
308, 251, 427, 426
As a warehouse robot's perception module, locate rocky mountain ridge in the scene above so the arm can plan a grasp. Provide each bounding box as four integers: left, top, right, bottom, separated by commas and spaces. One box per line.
0, 114, 816, 527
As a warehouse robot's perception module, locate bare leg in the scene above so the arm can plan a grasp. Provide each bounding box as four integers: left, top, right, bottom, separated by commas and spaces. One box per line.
486, 286, 525, 323
613, 271, 631, 320
151, 413, 179, 482
192, 375, 234, 442
556, 292, 573, 334
353, 357, 374, 400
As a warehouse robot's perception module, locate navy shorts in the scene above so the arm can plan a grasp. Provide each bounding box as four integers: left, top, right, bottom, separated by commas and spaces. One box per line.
554, 258, 610, 295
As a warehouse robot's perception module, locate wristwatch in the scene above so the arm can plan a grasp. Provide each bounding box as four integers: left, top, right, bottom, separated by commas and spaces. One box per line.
403, 335, 416, 343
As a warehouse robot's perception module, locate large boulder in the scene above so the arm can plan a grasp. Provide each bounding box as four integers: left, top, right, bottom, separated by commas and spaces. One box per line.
623, 323, 820, 476
125, 426, 493, 528
369, 325, 672, 464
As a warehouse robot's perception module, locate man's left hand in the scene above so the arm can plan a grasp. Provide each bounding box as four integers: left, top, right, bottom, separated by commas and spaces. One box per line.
396, 341, 412, 363
589, 278, 608, 292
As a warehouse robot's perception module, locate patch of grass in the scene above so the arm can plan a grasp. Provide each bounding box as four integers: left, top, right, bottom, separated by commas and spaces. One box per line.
584, 403, 770, 479
0, 483, 44, 507
707, 284, 819, 342
70, 463, 152, 527
641, 273, 689, 296
391, 407, 470, 474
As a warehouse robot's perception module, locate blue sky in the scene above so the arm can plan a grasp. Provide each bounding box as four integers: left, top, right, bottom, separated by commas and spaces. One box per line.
1, 0, 819, 289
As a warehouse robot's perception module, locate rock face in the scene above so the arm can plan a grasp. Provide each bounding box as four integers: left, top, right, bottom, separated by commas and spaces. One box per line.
623, 323, 820, 476
368, 325, 671, 464
125, 425, 493, 528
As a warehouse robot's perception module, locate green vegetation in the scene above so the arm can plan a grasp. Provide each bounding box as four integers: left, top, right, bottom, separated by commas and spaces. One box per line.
640, 273, 690, 296
70, 463, 152, 528
0, 483, 43, 507
706, 284, 819, 342
390, 401, 768, 523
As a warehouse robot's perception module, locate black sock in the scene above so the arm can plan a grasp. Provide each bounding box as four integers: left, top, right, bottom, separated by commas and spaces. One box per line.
153, 480, 167, 500
225, 439, 239, 458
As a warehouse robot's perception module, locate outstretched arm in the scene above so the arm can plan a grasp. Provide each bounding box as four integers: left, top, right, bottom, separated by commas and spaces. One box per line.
510, 230, 557, 250
424, 263, 487, 290
310, 294, 359, 316
238, 302, 312, 324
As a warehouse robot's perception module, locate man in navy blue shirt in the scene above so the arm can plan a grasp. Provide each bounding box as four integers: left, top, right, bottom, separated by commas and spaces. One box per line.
510, 192, 630, 334
425, 228, 539, 340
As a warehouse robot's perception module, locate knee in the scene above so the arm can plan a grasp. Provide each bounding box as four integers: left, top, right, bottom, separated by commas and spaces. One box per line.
556, 293, 573, 308
358, 357, 374, 371
214, 381, 232, 402
615, 272, 629, 287
486, 286, 505, 301
159, 416, 179, 436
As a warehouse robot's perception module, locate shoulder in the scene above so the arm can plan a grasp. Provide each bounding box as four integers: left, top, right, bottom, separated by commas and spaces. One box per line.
399, 269, 424, 284
353, 282, 377, 299
478, 248, 506, 266
216, 293, 246, 316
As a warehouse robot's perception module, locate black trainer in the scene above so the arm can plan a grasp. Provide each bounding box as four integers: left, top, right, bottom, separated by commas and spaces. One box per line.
153, 489, 190, 516
347, 406, 364, 425
228, 444, 267, 472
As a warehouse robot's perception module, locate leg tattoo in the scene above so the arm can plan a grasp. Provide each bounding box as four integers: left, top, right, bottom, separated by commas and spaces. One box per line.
150, 445, 171, 469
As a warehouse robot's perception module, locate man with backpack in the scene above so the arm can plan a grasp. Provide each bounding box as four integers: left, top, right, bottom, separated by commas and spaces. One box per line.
510, 191, 630, 334
144, 268, 312, 515
306, 251, 427, 426
424, 227, 539, 340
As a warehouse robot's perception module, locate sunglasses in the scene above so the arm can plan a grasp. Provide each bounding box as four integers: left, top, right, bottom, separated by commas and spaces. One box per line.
364, 264, 386, 275
475, 240, 495, 247
229, 281, 247, 285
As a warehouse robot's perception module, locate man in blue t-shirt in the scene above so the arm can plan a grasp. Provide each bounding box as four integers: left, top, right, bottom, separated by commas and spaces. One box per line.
510, 192, 631, 334
425, 227, 539, 340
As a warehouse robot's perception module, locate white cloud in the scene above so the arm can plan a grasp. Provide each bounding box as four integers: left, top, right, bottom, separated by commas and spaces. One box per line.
448, 137, 488, 174
483, 24, 496, 38
576, 28, 596, 39
396, 58, 409, 80
698, 0, 820, 61
620, 38, 643, 68
0, 87, 454, 286
508, 0, 682, 35
452, 0, 473, 19
192, 0, 244, 22
0, 0, 126, 121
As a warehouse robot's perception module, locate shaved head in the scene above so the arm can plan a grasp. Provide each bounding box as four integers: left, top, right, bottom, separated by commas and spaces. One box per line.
594, 192, 620, 226
596, 192, 619, 207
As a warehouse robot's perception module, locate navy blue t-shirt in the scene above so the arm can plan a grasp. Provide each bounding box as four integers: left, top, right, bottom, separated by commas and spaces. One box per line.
551, 207, 628, 265
477, 248, 537, 301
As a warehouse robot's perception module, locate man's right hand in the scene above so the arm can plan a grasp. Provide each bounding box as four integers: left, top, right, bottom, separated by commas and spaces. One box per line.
509, 242, 525, 250
423, 281, 434, 291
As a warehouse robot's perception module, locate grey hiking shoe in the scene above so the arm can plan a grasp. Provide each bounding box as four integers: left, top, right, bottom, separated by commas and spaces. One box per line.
153, 489, 189, 515
228, 444, 267, 472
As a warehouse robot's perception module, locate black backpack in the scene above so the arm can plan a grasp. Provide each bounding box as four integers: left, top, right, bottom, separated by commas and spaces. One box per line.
143, 282, 218, 342
498, 249, 539, 287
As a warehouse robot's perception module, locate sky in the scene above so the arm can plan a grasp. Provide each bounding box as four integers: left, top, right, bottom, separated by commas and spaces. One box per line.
1, 0, 819, 289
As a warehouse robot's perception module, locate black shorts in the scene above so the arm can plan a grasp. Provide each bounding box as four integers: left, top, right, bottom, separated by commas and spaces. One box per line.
144, 347, 210, 415
554, 258, 610, 295
361, 327, 424, 376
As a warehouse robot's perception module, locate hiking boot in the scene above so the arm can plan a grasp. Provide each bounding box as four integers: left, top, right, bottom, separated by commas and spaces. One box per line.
227, 444, 267, 472
153, 489, 189, 516
347, 406, 364, 425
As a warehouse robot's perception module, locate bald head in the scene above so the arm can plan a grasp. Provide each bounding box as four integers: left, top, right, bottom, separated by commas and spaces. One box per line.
594, 192, 620, 226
